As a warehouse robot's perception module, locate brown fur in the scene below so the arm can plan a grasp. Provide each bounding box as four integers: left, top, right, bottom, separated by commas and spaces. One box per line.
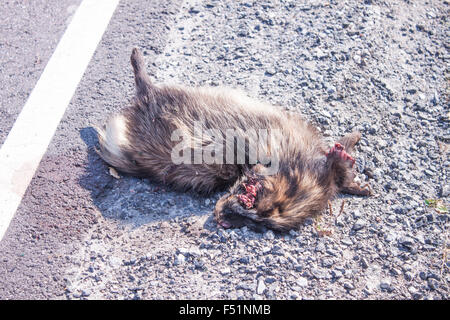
96, 48, 370, 232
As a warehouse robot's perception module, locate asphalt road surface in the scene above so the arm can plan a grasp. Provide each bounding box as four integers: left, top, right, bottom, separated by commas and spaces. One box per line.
0, 0, 448, 300
0, 0, 180, 299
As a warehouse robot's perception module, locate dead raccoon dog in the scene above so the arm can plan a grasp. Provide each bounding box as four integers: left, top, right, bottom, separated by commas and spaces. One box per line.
96, 48, 370, 232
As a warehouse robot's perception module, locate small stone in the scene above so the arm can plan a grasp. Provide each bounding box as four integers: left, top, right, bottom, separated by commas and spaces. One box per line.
427, 272, 441, 281
189, 6, 200, 14
353, 219, 367, 231
240, 226, 249, 237
228, 230, 238, 241
406, 88, 417, 95
315, 48, 327, 59
390, 268, 401, 276
408, 286, 418, 294
360, 258, 369, 269
159, 221, 170, 229
81, 290, 91, 297
427, 279, 439, 290
379, 279, 391, 290
123, 259, 136, 266
265, 68, 277, 76
265, 277, 276, 284
174, 254, 185, 265
331, 270, 343, 279
108, 256, 122, 268
398, 236, 415, 249
344, 282, 355, 290
341, 237, 353, 246
315, 242, 326, 252
441, 185, 450, 197
289, 230, 299, 237
263, 230, 275, 240
326, 86, 336, 95
404, 271, 414, 281
372, 168, 384, 181
311, 268, 329, 279
297, 277, 308, 287
239, 256, 250, 264
393, 205, 406, 214
177, 247, 201, 257
431, 90, 439, 105
365, 278, 378, 293
177, 247, 189, 256
220, 267, 231, 275
377, 139, 388, 149
257, 279, 266, 294
321, 258, 334, 268
344, 269, 353, 278
236, 283, 252, 291
335, 216, 345, 227
271, 245, 282, 255
352, 210, 362, 219
385, 231, 398, 243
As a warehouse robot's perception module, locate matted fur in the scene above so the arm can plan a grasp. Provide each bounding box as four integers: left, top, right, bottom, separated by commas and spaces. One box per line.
96, 48, 369, 232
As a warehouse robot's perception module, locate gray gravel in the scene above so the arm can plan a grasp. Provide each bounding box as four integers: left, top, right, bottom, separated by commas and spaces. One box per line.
61, 0, 449, 299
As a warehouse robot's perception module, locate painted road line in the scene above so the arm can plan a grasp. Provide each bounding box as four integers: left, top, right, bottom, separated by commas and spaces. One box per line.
0, 0, 120, 241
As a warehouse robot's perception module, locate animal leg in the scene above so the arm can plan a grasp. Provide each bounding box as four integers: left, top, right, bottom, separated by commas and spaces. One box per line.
338, 131, 361, 153
130, 48, 154, 98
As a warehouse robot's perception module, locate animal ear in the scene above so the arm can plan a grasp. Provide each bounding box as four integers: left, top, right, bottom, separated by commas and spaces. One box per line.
324, 144, 355, 189
130, 48, 154, 99
324, 143, 371, 196
337, 131, 361, 153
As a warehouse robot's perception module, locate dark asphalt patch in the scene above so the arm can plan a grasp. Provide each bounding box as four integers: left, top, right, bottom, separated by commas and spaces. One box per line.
0, 0, 82, 147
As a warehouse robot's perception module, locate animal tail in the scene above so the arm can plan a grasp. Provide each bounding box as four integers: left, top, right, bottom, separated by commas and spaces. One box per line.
95, 114, 139, 175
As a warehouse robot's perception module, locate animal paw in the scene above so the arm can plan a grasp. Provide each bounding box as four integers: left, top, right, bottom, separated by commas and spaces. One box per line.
341, 182, 372, 196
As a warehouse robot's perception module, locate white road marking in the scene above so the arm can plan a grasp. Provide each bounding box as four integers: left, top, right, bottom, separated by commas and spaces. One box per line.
0, 0, 120, 241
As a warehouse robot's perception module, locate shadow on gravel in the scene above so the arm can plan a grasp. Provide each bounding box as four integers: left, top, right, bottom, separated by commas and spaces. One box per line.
78, 127, 219, 230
